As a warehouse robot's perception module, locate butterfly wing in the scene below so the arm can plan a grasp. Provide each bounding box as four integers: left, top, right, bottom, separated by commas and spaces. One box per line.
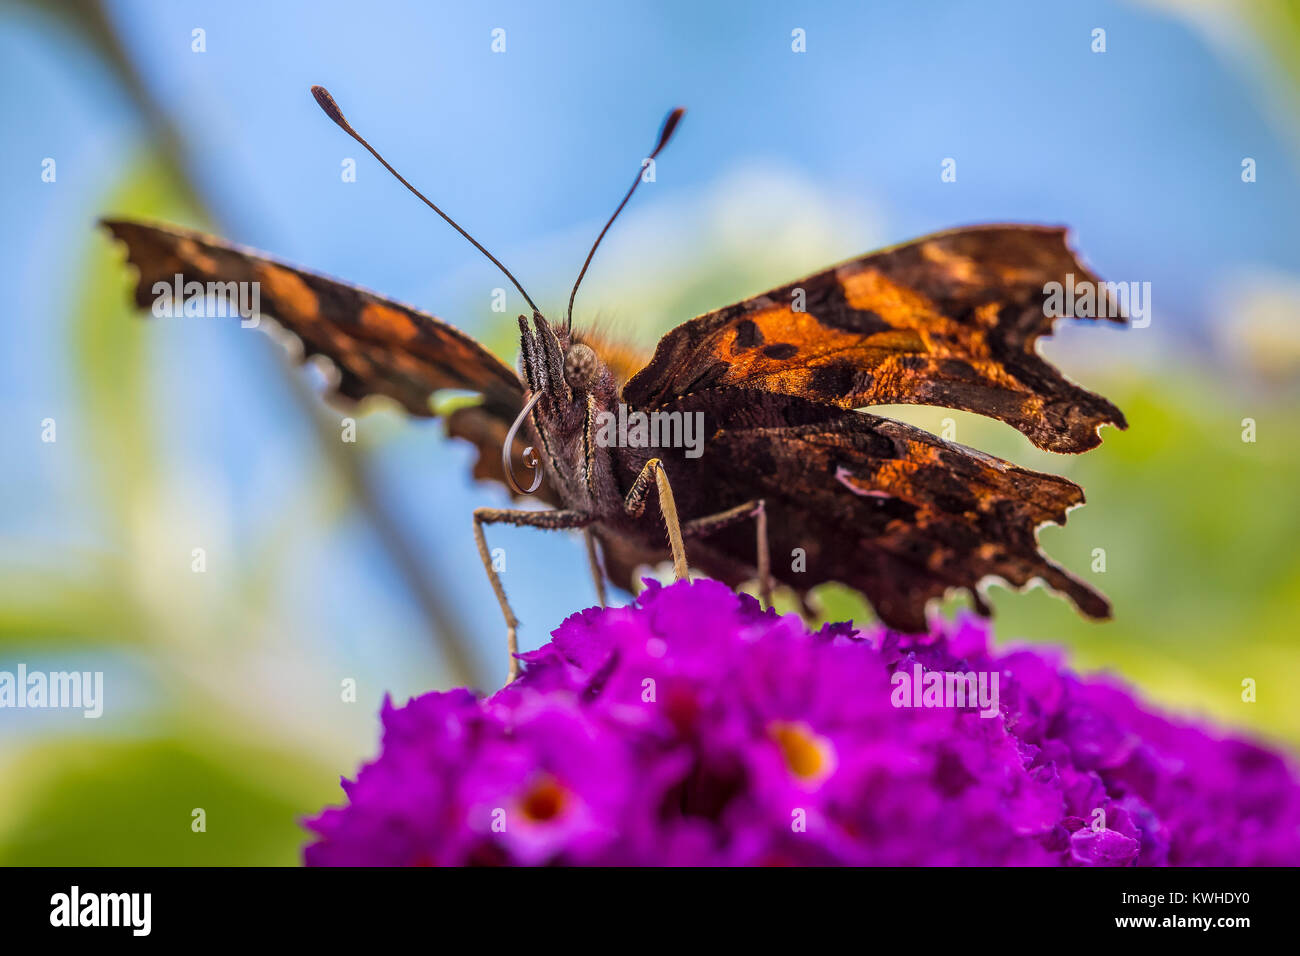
647, 389, 1107, 630
102, 218, 559, 504
624, 224, 1126, 453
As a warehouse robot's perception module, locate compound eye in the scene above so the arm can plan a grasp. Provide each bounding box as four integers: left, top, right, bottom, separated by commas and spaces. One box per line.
563, 343, 599, 392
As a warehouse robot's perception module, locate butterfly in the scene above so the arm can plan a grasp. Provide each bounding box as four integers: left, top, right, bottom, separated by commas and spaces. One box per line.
103, 87, 1126, 681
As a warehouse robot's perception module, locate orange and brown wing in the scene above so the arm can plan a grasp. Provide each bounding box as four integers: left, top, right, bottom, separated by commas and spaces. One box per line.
624, 224, 1126, 453
102, 218, 558, 503
646, 389, 1107, 631
102, 218, 525, 417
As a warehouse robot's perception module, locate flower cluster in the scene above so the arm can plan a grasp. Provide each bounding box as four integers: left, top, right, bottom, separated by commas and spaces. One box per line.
305, 579, 1300, 866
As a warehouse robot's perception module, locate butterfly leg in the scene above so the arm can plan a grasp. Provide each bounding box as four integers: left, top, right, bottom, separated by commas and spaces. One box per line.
583, 529, 608, 608
682, 499, 772, 608
623, 458, 690, 583
473, 507, 594, 683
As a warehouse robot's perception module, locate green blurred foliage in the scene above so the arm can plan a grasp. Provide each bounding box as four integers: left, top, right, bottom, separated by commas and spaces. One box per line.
0, 737, 333, 866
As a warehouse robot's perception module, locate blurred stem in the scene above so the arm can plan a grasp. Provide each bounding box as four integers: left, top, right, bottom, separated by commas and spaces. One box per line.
284, 374, 480, 687
38, 0, 481, 687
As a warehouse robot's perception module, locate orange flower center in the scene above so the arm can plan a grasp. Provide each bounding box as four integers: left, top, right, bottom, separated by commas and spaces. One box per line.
519, 774, 568, 823
769, 720, 835, 784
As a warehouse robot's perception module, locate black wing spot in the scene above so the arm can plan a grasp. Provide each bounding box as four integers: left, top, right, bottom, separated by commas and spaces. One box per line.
809, 361, 865, 396
937, 358, 978, 381
733, 319, 764, 350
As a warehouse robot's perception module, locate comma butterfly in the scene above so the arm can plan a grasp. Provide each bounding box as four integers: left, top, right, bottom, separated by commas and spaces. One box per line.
104, 87, 1126, 680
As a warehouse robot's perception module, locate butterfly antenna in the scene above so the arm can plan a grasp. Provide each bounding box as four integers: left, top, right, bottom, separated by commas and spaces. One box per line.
565, 107, 685, 333
311, 86, 540, 315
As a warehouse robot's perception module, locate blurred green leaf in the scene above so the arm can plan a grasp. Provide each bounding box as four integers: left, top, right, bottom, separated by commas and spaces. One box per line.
0, 735, 333, 866
0, 570, 143, 649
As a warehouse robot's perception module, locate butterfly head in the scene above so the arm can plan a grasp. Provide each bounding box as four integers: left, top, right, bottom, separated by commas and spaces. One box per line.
505, 312, 619, 497
517, 313, 614, 415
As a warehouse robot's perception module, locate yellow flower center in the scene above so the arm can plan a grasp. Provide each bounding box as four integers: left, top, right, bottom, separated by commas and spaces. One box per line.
769, 720, 835, 784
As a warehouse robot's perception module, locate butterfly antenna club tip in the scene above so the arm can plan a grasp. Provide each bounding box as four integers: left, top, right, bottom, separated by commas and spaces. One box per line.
308, 84, 540, 315
311, 86, 353, 134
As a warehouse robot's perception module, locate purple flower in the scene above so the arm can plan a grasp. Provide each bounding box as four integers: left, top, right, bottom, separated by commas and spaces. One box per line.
305, 579, 1300, 866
